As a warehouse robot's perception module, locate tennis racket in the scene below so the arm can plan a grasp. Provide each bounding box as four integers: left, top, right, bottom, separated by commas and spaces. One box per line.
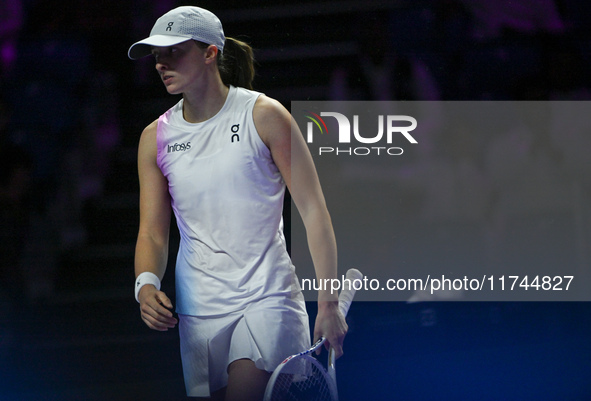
264, 268, 363, 401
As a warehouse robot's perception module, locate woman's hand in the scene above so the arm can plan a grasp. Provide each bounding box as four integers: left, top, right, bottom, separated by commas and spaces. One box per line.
138, 285, 178, 331
313, 300, 348, 359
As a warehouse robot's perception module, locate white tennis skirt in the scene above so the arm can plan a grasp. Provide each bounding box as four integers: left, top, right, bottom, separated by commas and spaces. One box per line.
179, 295, 310, 397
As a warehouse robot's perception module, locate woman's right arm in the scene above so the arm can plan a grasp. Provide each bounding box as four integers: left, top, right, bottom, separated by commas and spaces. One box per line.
135, 120, 177, 331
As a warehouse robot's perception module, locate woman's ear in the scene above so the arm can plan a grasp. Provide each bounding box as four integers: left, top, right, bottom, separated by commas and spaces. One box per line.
204, 44, 219, 64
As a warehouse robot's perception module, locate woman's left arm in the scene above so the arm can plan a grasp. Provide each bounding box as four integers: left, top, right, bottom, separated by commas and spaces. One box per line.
253, 95, 348, 358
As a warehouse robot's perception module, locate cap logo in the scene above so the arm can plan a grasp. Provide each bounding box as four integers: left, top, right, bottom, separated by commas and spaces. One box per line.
128, 7, 226, 59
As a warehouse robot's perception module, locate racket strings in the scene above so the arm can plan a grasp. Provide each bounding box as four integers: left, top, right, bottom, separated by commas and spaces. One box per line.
268, 357, 333, 401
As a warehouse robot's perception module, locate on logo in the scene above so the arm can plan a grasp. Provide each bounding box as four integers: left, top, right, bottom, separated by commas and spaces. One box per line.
166, 22, 174, 31
231, 124, 240, 142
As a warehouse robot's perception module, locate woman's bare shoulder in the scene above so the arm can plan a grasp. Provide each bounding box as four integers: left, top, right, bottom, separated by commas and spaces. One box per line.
253, 95, 291, 146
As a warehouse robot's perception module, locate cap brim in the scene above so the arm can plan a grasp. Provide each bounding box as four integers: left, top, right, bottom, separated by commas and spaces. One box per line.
128, 34, 192, 60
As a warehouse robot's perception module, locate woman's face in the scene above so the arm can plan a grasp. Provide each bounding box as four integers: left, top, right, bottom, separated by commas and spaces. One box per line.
151, 40, 208, 95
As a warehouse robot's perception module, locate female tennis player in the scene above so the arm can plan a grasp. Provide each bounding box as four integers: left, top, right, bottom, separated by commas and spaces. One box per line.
128, 6, 347, 401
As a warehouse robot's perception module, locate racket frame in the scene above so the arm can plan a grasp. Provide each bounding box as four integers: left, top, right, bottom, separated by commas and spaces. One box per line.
264, 337, 338, 401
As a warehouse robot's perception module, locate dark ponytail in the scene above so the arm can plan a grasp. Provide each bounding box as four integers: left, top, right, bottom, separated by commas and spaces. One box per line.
218, 37, 255, 90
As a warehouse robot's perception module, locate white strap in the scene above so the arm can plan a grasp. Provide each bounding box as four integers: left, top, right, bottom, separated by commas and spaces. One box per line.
135, 272, 161, 303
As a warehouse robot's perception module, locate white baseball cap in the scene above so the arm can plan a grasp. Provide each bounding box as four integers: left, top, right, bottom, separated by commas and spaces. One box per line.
128, 6, 225, 60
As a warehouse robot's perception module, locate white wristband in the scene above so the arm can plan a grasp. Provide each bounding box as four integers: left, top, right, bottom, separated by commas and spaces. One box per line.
135, 272, 161, 303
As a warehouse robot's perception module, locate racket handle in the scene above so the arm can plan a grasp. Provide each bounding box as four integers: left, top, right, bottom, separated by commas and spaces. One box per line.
338, 268, 363, 317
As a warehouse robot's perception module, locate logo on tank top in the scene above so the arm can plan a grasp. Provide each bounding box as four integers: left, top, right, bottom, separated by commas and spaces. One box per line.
167, 142, 191, 153
231, 124, 240, 142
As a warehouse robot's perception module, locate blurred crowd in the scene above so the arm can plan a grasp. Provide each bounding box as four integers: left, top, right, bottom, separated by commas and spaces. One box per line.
329, 0, 591, 101
0, 0, 161, 302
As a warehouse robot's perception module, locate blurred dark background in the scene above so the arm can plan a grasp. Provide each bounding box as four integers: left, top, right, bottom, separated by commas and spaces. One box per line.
1, 0, 591, 400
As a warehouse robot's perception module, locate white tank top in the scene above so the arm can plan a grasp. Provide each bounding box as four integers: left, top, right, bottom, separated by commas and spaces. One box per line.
157, 86, 299, 316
